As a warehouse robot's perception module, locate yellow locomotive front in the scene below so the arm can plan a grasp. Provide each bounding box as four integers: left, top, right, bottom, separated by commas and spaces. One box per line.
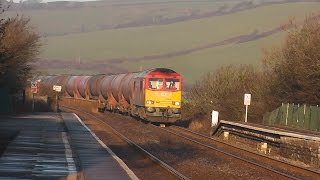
144, 79, 182, 122
131, 68, 182, 123
144, 71, 182, 122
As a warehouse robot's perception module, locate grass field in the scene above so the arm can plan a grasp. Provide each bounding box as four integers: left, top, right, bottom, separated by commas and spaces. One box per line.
122, 31, 286, 84
39, 2, 320, 58
40, 2, 320, 60
5, 0, 232, 36
30, 1, 320, 84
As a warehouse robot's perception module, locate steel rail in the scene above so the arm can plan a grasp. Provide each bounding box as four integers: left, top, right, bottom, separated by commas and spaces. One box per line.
159, 126, 311, 180
173, 125, 320, 177
61, 106, 189, 180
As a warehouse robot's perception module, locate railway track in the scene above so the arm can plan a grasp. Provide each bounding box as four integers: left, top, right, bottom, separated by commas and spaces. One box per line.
60, 101, 319, 179
162, 126, 320, 179
61, 106, 188, 180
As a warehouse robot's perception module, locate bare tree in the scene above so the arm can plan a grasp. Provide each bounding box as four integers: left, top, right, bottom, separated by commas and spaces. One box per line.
262, 15, 320, 108
0, 15, 40, 93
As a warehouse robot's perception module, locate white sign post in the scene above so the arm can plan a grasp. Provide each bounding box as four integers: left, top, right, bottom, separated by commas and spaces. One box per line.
53, 85, 62, 112
30, 81, 38, 112
244, 93, 251, 123
211, 110, 219, 127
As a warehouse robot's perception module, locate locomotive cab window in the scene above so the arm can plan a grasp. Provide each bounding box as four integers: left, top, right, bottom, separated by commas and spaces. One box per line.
165, 79, 180, 90
148, 78, 163, 90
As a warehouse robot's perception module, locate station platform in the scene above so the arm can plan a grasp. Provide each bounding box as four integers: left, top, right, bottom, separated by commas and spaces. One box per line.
218, 120, 320, 141
212, 120, 320, 168
0, 112, 137, 180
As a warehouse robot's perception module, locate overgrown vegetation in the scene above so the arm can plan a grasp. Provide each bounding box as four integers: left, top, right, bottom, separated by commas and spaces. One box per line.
185, 15, 320, 124
183, 65, 265, 123
0, 6, 40, 94
262, 16, 320, 108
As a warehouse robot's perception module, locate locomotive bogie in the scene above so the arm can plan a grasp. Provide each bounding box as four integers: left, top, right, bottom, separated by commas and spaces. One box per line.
145, 107, 181, 122
130, 106, 180, 123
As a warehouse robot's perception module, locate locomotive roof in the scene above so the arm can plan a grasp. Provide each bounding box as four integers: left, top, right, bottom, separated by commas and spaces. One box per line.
135, 68, 178, 78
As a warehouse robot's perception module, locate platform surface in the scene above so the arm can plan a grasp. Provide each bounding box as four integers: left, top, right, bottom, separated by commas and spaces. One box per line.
0, 112, 137, 180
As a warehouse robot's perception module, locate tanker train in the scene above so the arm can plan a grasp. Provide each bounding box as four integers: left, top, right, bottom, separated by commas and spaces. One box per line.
38, 68, 182, 123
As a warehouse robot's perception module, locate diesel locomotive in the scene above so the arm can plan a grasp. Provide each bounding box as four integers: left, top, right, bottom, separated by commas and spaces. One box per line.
38, 68, 182, 123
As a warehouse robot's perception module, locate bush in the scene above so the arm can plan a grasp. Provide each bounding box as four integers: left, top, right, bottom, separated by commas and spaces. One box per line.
186, 15, 320, 123
187, 65, 265, 122
262, 15, 320, 108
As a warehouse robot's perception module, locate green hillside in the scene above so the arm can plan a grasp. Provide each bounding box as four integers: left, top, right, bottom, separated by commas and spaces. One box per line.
123, 32, 286, 83
29, 1, 320, 84
5, 0, 236, 36
41, 2, 320, 61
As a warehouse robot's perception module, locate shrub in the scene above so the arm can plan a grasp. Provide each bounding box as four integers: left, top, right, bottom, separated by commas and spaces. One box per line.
262, 15, 320, 108
187, 65, 265, 122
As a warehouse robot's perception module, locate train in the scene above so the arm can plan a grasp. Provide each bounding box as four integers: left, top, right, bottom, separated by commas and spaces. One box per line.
37, 68, 182, 123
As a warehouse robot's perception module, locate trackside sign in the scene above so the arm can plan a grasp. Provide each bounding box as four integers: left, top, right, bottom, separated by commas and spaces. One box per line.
31, 81, 38, 94
244, 93, 251, 106
53, 85, 62, 92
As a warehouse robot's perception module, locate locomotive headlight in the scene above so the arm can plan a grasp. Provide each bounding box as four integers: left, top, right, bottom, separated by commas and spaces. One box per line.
146, 100, 154, 104
172, 101, 180, 106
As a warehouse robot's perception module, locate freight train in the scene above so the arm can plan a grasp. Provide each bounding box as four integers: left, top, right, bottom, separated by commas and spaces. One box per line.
37, 68, 182, 123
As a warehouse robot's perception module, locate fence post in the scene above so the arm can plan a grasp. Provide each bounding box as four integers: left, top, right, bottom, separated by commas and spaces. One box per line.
304, 104, 306, 125
291, 103, 294, 127
281, 103, 284, 124
309, 105, 312, 130
317, 105, 319, 131
285, 103, 289, 126
297, 104, 299, 123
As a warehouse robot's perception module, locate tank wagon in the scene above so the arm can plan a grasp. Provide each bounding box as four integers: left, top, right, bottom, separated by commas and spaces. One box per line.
38, 68, 182, 123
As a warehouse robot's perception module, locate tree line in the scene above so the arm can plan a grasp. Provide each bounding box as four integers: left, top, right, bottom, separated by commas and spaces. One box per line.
0, 4, 40, 94
184, 15, 320, 124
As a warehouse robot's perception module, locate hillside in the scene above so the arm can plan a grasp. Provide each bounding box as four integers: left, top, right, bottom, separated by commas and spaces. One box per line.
5, 0, 312, 36
4, 0, 243, 36
5, 0, 320, 84
37, 2, 320, 84
122, 32, 286, 83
